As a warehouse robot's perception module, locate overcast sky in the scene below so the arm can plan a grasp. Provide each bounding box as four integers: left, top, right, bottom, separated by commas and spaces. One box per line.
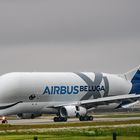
0, 0, 139, 74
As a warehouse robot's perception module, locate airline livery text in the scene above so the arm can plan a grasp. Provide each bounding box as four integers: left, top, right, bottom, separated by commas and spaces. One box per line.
43, 85, 105, 95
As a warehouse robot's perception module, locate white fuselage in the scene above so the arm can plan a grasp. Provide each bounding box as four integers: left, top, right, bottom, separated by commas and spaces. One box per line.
0, 72, 132, 116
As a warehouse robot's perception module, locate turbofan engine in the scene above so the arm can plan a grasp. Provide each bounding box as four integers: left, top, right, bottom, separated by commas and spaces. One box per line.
17, 113, 42, 119
59, 106, 87, 118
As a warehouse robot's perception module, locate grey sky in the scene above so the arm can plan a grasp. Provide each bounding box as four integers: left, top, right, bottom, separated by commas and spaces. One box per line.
0, 0, 139, 74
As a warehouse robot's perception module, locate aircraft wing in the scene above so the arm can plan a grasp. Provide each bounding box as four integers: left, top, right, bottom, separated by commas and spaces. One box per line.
53, 94, 140, 109
79, 94, 140, 109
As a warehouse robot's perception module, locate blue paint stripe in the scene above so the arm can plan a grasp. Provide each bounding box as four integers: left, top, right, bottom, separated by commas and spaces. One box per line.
131, 80, 140, 84
131, 70, 140, 83
131, 84, 140, 94
130, 70, 140, 94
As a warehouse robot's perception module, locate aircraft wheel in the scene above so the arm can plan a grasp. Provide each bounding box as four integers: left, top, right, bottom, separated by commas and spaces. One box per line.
79, 116, 85, 121
79, 116, 93, 121
88, 116, 93, 121
54, 117, 67, 122
1, 119, 8, 124
54, 117, 58, 122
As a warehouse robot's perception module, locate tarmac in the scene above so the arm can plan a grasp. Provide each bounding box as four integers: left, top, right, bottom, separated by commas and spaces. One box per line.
7, 116, 140, 125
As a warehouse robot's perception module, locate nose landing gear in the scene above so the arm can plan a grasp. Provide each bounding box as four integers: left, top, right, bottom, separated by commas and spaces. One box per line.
1, 116, 8, 124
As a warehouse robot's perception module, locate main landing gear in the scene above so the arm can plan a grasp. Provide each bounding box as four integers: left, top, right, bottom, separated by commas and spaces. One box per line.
53, 116, 67, 122
1, 116, 8, 124
53, 115, 93, 122
79, 115, 93, 121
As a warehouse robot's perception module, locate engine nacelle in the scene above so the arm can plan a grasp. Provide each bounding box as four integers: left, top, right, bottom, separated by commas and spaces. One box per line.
60, 106, 87, 118
17, 113, 42, 119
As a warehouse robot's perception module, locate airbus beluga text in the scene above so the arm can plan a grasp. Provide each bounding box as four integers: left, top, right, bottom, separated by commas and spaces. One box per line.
0, 66, 140, 122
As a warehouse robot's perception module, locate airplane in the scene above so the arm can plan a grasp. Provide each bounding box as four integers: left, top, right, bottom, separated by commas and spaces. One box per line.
0, 65, 140, 123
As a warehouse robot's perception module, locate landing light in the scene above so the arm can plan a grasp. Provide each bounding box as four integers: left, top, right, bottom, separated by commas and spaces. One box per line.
2, 116, 6, 120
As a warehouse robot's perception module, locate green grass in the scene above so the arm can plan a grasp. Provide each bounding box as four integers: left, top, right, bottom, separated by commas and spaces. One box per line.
0, 125, 140, 139
1, 113, 140, 139
0, 126, 140, 137
0, 135, 140, 140
0, 135, 138, 140
0, 119, 140, 131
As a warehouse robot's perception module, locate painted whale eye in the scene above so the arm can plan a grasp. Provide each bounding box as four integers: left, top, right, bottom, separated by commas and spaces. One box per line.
29, 94, 36, 100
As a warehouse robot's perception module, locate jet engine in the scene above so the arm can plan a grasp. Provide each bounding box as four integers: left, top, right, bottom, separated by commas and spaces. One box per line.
59, 106, 87, 118
17, 113, 42, 119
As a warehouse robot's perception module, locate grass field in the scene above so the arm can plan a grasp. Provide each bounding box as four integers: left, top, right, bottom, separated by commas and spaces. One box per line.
0, 119, 140, 131
0, 124, 140, 140
0, 135, 140, 140
0, 112, 140, 140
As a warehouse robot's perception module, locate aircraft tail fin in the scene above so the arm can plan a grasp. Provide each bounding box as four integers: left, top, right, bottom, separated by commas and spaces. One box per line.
124, 65, 140, 81
124, 65, 140, 94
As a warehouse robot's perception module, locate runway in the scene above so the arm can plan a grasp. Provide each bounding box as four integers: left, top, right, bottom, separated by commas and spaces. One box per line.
7, 116, 140, 125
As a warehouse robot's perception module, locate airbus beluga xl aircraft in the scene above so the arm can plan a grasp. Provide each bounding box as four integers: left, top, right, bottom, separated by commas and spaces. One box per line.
0, 66, 140, 122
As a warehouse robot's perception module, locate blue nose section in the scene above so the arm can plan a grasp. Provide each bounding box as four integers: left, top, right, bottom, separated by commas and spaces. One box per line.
130, 69, 140, 94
